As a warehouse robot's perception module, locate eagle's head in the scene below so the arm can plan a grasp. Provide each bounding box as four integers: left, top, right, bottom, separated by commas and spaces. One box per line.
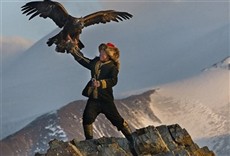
72, 18, 84, 28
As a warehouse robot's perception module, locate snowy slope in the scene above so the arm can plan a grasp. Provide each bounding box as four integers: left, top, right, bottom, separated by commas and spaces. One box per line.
148, 58, 230, 155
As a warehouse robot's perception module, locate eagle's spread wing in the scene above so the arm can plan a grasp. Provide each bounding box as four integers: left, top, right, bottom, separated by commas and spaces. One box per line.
21, 0, 69, 28
82, 10, 133, 27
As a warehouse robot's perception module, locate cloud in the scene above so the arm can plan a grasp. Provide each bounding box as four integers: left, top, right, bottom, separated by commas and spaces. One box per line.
1, 36, 34, 59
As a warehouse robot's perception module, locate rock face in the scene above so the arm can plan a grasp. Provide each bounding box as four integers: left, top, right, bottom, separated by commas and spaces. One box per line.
35, 124, 215, 156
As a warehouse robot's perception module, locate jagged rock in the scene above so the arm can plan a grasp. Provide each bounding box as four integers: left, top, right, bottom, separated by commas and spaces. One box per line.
133, 126, 169, 154
35, 124, 215, 156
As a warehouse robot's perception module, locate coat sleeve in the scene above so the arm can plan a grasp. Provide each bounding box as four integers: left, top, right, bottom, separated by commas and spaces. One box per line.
70, 50, 92, 70
100, 66, 119, 89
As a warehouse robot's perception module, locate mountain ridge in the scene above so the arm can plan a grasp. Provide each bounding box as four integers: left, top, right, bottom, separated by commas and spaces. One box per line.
0, 90, 157, 156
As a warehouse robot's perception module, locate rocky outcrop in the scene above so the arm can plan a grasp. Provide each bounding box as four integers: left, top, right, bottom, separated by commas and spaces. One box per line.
35, 124, 215, 156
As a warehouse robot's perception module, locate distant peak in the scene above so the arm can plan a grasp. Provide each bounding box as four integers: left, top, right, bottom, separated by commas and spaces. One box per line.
220, 56, 230, 67
204, 56, 230, 71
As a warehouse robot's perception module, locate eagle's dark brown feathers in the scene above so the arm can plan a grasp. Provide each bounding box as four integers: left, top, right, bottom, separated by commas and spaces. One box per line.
83, 10, 133, 27
21, 0, 69, 28
21, 0, 133, 52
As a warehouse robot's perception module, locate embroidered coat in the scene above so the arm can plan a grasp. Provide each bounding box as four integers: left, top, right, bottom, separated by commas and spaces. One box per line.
72, 51, 119, 102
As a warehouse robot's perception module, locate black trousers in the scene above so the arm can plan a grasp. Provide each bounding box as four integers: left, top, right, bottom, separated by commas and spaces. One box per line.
83, 99, 124, 130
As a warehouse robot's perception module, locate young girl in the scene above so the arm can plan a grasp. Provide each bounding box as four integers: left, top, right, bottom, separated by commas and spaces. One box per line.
69, 43, 134, 145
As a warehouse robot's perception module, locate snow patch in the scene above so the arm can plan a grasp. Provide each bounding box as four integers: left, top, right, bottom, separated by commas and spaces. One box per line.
45, 122, 67, 140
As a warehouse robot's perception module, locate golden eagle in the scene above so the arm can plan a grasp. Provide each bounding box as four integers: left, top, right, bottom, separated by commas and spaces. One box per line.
21, 0, 132, 52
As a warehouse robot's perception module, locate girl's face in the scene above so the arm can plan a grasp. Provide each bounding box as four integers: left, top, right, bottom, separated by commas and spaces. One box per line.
99, 50, 110, 62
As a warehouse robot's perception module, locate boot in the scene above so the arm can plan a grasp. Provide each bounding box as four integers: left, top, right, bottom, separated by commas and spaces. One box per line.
83, 124, 93, 140
120, 121, 133, 141
120, 121, 138, 156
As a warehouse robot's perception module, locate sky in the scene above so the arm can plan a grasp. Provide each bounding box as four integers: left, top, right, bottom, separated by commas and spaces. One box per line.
1, 0, 102, 40
1, 0, 229, 73
1, 0, 229, 49
1, 0, 102, 54
1, 0, 229, 91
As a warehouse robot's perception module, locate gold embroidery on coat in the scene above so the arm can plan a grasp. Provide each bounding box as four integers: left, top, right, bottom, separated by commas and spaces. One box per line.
90, 60, 111, 98
101, 80, 107, 89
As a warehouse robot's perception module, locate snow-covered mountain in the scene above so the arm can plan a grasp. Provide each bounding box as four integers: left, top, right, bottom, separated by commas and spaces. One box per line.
1, 57, 229, 156
151, 58, 230, 156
